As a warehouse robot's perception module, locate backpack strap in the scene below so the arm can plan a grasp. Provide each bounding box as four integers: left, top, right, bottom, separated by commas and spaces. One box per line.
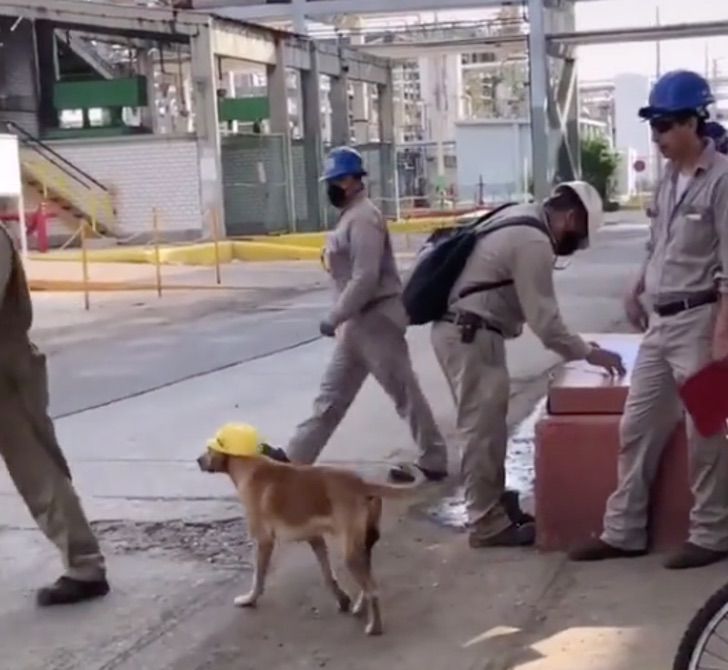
457, 216, 551, 300
463, 202, 517, 230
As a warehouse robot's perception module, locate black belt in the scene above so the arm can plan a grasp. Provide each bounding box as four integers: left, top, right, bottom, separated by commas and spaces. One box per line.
654, 292, 718, 317
441, 311, 503, 336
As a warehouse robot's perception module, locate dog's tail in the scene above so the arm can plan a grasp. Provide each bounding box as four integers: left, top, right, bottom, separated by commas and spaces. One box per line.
364, 464, 426, 499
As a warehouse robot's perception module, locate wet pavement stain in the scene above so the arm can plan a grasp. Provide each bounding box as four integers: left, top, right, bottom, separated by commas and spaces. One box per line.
421, 398, 547, 531
92, 517, 253, 568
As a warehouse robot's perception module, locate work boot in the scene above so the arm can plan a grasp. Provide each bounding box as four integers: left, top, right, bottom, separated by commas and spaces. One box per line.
261, 444, 290, 463
469, 522, 536, 549
664, 543, 728, 570
37, 576, 110, 607
388, 463, 447, 484
500, 489, 535, 526
568, 538, 647, 562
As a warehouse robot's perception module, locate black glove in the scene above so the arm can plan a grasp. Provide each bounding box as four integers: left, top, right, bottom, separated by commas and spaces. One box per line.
319, 320, 336, 338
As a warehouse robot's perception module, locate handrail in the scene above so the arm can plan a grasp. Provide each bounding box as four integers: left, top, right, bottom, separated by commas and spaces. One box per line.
5, 120, 110, 193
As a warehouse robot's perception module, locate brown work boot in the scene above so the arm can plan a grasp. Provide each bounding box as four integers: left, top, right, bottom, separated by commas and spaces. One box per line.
500, 489, 535, 526
469, 522, 536, 549
568, 538, 647, 562
664, 543, 728, 570
37, 576, 110, 607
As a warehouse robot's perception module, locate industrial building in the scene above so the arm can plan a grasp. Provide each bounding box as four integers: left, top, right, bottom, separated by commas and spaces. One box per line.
0, 0, 395, 245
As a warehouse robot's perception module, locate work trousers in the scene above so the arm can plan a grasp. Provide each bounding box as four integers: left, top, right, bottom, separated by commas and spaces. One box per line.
431, 321, 512, 536
602, 303, 728, 552
287, 309, 447, 472
0, 341, 106, 581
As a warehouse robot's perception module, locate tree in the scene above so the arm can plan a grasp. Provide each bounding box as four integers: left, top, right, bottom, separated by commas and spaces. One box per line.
580, 136, 619, 203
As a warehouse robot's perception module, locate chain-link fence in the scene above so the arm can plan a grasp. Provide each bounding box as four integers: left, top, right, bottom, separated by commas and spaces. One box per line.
221, 133, 294, 237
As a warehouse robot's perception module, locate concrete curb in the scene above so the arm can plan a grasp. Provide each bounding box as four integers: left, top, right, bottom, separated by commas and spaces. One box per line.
29, 216, 459, 267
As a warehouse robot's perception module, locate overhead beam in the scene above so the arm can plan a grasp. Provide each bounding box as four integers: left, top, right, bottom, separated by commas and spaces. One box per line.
198, 0, 513, 18
354, 34, 526, 59
551, 20, 728, 46
0, 0, 204, 37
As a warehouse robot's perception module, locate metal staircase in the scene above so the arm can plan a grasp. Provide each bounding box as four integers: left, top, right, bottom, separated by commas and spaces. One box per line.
6, 121, 118, 238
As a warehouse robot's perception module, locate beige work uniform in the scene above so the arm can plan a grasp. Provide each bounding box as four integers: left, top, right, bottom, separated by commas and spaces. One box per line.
431, 204, 590, 536
287, 192, 447, 471
0, 225, 105, 581
602, 141, 728, 552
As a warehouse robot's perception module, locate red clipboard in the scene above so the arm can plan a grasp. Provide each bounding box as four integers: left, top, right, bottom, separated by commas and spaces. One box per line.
679, 362, 728, 438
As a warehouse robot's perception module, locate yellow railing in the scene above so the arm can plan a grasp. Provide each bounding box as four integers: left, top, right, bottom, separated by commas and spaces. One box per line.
20, 151, 117, 235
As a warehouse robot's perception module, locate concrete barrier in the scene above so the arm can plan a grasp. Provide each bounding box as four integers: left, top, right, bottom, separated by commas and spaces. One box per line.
535, 333, 692, 552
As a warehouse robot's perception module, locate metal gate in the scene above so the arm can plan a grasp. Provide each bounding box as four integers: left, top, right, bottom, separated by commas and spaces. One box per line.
221, 133, 295, 236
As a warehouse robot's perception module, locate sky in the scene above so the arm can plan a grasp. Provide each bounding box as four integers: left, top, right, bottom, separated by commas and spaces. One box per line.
574, 0, 728, 82
416, 0, 728, 82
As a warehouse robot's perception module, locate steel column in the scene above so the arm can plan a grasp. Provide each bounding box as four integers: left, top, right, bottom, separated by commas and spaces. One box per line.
301, 42, 324, 229
378, 67, 396, 218
330, 69, 351, 146
528, 0, 551, 200
190, 22, 225, 235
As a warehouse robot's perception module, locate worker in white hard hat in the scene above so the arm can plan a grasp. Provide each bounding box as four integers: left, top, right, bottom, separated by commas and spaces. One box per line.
431, 180, 626, 549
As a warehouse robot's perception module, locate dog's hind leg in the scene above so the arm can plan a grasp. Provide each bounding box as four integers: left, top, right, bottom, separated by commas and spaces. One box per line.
309, 536, 351, 613
234, 538, 274, 608
352, 499, 382, 619
345, 538, 382, 636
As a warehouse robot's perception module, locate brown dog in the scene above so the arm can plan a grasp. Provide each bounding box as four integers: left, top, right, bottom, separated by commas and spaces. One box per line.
196, 449, 421, 636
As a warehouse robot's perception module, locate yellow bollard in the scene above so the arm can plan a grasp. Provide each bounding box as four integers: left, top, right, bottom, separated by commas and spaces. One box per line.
211, 208, 222, 285
80, 222, 90, 311
91, 194, 98, 234
152, 208, 163, 298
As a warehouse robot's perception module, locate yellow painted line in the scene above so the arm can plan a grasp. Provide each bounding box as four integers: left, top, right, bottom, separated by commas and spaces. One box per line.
30, 214, 462, 267
29, 279, 247, 292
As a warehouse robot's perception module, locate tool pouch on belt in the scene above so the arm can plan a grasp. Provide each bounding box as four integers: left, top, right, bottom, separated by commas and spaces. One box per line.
458, 313, 480, 344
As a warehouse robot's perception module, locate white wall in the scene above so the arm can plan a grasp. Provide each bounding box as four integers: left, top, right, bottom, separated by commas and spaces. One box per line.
455, 120, 531, 203
614, 74, 651, 160
49, 136, 203, 236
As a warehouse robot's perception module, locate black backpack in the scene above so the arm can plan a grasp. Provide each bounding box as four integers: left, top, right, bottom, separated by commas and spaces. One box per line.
402, 204, 548, 326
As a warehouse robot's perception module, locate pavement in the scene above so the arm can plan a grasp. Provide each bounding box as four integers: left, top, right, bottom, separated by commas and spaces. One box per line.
1, 218, 723, 670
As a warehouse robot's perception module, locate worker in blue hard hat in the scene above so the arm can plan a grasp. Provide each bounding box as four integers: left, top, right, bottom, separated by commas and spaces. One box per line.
572, 70, 728, 570
271, 146, 449, 482
705, 120, 728, 154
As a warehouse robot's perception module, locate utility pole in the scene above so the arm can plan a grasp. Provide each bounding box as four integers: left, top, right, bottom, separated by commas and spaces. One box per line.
655, 3, 663, 182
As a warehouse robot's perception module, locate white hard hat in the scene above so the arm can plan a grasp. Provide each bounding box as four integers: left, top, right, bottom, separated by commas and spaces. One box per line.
552, 180, 604, 248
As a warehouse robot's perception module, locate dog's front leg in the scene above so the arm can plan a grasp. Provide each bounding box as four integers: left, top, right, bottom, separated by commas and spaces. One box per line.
234, 539, 274, 608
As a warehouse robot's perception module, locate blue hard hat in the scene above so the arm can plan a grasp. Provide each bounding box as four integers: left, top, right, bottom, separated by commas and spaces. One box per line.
705, 121, 728, 154
321, 146, 367, 182
639, 70, 714, 120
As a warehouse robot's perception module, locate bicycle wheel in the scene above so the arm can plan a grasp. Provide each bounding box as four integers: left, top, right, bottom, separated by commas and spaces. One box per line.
674, 582, 728, 670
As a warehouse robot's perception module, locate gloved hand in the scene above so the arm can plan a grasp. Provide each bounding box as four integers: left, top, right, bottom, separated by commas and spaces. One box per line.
319, 320, 336, 338
586, 343, 627, 377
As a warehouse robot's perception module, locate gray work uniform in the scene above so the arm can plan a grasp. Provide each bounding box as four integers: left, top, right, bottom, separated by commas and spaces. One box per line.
431, 204, 590, 536
287, 192, 447, 472
0, 225, 105, 581
602, 140, 728, 552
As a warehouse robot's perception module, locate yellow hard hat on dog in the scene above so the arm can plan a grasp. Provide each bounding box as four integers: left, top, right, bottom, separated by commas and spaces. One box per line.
206, 423, 262, 457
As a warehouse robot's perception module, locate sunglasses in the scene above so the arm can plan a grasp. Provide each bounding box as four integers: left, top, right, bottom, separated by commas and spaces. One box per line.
649, 117, 678, 134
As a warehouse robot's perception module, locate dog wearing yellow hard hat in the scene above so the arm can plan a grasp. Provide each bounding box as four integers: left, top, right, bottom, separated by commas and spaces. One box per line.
197, 422, 423, 636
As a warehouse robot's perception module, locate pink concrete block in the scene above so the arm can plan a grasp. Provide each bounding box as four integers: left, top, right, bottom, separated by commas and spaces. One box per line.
535, 415, 691, 552
547, 333, 642, 415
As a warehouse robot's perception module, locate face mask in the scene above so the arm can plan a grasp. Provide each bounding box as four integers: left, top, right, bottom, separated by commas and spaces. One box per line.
554, 230, 583, 257
327, 183, 347, 208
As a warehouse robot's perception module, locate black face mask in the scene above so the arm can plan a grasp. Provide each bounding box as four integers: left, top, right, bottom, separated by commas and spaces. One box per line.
554, 230, 583, 257
327, 183, 347, 208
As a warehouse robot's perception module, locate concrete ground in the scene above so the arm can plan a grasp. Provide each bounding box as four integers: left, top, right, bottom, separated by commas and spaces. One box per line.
1, 219, 723, 670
